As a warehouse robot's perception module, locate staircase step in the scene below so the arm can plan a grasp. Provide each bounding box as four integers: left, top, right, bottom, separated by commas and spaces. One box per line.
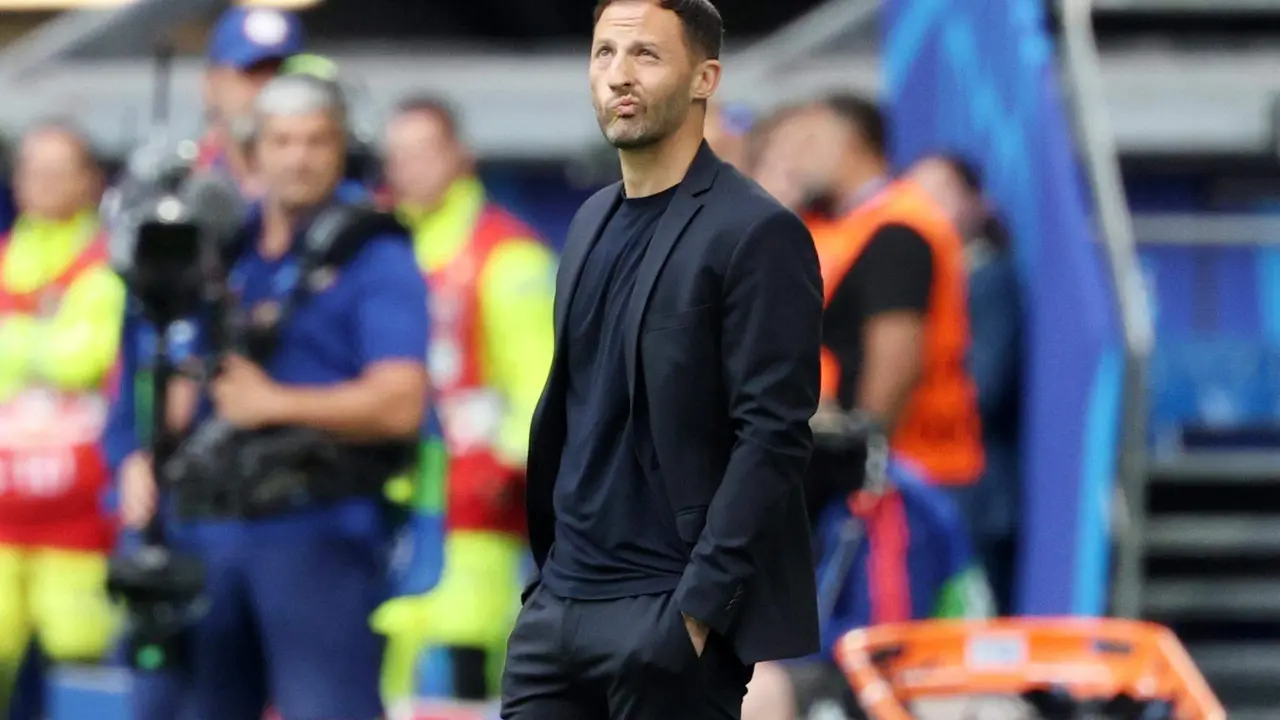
1148, 452, 1280, 484
1188, 642, 1280, 712
1143, 579, 1280, 619
1226, 711, 1277, 720
1146, 515, 1280, 555
1190, 642, 1280, 681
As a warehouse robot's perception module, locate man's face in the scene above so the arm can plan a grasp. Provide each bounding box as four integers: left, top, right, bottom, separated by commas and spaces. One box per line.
782, 107, 859, 195
384, 111, 466, 209
590, 0, 699, 150
205, 61, 281, 129
255, 110, 346, 212
15, 130, 94, 221
750, 107, 849, 209
907, 158, 982, 237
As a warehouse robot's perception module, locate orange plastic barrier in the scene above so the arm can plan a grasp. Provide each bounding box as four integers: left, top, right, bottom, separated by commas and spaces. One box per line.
834, 617, 1225, 719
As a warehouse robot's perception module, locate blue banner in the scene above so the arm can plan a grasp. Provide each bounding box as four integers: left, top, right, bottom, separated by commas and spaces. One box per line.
882, 0, 1122, 615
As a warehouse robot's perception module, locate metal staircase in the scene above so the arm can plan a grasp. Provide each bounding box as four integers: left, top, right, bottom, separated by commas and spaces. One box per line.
1129, 212, 1280, 714
1144, 451, 1280, 716
1063, 0, 1280, 709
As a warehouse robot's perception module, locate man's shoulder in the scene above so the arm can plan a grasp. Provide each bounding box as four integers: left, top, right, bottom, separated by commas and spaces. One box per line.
707, 163, 796, 229
340, 231, 419, 282
702, 166, 813, 264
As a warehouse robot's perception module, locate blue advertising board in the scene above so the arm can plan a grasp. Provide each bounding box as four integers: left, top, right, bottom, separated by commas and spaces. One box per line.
882, 0, 1122, 615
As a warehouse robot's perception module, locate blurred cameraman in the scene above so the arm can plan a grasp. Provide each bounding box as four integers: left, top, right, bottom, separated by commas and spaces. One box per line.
118, 73, 429, 720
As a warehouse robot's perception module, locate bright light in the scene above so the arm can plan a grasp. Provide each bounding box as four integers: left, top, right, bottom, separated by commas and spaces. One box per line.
0, 0, 320, 9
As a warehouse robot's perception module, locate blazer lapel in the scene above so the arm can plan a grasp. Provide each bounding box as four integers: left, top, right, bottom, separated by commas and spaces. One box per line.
530, 184, 621, 457
623, 142, 722, 399
555, 185, 622, 339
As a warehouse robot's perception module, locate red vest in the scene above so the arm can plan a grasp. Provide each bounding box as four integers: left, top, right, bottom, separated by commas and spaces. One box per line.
426, 205, 534, 537
0, 235, 116, 550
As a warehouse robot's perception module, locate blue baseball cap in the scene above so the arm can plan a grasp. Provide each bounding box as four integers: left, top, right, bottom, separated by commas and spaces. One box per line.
207, 7, 305, 70
719, 102, 755, 136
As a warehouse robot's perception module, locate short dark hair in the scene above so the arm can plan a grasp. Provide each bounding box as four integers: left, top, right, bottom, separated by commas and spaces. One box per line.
934, 153, 983, 195
593, 0, 724, 60
815, 93, 886, 159
392, 93, 461, 141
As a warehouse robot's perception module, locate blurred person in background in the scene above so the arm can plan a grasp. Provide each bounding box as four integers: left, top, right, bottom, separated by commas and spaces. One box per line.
908, 154, 1023, 614
744, 103, 806, 210
115, 73, 428, 720
101, 10, 309, 509
370, 94, 556, 702
762, 94, 985, 521
737, 103, 995, 720
197, 6, 306, 192
0, 121, 122, 711
703, 101, 753, 169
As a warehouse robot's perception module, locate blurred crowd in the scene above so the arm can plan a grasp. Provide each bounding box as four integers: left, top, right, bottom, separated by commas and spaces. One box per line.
0, 5, 1027, 720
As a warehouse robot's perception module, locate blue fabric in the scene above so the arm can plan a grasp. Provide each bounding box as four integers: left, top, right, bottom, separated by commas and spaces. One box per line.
7, 645, 44, 720
810, 462, 974, 662
963, 250, 1021, 548
0, 184, 15, 233
229, 236, 427, 384
206, 7, 304, 69
125, 502, 390, 720
882, 0, 1122, 615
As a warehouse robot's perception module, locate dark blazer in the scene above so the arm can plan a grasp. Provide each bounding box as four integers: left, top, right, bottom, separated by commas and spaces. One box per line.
525, 142, 824, 664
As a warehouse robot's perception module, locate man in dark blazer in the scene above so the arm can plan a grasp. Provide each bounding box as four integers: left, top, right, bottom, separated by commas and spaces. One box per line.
500, 1, 823, 718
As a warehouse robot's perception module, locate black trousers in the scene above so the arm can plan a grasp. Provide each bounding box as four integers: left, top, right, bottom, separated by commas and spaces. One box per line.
500, 586, 752, 720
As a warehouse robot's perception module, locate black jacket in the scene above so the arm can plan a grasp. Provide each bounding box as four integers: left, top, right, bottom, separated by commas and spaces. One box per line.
525, 142, 823, 664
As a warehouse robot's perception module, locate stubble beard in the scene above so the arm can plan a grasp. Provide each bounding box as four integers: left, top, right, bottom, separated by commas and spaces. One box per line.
597, 96, 685, 151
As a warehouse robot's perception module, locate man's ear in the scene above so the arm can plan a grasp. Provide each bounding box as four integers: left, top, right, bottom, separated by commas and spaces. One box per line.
691, 59, 722, 102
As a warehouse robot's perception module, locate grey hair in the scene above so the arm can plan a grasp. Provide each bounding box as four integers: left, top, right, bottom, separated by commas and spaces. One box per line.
252, 74, 349, 134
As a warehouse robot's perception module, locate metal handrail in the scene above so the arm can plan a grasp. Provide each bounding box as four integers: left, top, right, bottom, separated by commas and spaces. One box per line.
1132, 213, 1280, 245
1059, 0, 1155, 620
0, 0, 227, 88
730, 0, 879, 89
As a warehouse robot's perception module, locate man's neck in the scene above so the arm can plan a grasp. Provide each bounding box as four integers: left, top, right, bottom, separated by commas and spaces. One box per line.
837, 161, 890, 213
260, 201, 302, 260
618, 119, 704, 198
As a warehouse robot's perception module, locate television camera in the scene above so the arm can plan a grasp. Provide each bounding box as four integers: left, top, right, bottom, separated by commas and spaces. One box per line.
102, 136, 246, 672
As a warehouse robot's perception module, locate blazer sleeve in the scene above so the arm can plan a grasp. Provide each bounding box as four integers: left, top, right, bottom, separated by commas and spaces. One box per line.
676, 208, 824, 634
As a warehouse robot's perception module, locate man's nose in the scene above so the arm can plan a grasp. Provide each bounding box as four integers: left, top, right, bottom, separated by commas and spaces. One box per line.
605, 56, 635, 92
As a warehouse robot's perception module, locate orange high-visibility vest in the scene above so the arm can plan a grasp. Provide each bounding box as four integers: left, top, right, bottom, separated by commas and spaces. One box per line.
810, 180, 984, 486
0, 236, 116, 549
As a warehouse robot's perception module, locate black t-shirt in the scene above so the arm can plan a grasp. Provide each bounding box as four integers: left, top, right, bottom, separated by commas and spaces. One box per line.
823, 223, 934, 410
807, 223, 934, 511
541, 187, 689, 600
